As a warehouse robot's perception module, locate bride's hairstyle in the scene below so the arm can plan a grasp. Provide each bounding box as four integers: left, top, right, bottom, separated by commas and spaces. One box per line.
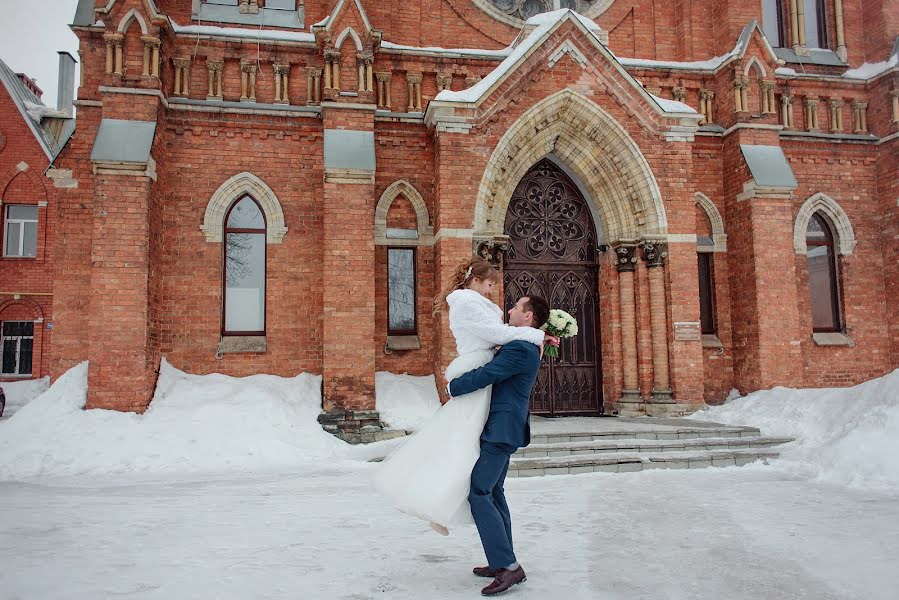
433, 256, 499, 315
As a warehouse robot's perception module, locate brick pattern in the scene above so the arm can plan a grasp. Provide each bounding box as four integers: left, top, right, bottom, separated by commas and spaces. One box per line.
7, 0, 891, 417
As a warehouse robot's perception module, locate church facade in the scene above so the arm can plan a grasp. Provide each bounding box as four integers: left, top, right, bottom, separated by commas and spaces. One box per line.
11, 0, 897, 435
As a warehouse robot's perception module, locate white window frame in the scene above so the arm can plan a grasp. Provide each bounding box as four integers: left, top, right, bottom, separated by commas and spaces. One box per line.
3, 204, 38, 258
1, 320, 34, 377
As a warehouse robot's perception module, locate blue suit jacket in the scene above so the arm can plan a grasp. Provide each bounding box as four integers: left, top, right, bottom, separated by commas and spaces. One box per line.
449, 340, 541, 450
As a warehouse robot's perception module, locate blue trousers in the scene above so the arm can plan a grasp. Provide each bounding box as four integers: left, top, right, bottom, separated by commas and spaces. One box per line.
469, 441, 517, 569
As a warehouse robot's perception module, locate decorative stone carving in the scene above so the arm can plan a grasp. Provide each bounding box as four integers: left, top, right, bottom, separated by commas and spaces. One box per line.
852, 100, 868, 132
829, 98, 845, 131
615, 245, 638, 272
699, 89, 714, 124
804, 96, 820, 131
376, 72, 392, 110
672, 85, 687, 103
207, 59, 224, 100
240, 60, 257, 102
306, 67, 322, 105
780, 91, 794, 128
407, 73, 422, 112
173, 58, 191, 96
474, 238, 510, 266
436, 72, 452, 92
640, 241, 668, 268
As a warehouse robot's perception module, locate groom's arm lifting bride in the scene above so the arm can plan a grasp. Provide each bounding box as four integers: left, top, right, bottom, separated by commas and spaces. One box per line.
447, 295, 550, 597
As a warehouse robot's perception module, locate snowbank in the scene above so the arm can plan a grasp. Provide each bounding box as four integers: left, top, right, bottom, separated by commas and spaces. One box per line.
691, 369, 899, 493
1, 376, 50, 416
0, 360, 349, 480
375, 372, 440, 431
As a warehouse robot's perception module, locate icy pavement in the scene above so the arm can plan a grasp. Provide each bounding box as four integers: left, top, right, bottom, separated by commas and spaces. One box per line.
2, 464, 897, 600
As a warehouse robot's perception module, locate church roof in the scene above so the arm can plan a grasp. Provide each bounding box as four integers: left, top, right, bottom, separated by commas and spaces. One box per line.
0, 57, 74, 161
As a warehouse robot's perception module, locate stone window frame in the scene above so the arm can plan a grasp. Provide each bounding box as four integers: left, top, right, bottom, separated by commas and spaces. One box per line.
792, 192, 855, 257
201, 172, 287, 244
375, 180, 431, 352
794, 193, 855, 345
374, 180, 433, 247
694, 192, 727, 345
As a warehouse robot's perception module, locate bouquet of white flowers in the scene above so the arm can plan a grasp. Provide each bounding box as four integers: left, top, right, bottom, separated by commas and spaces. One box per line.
541, 309, 578, 358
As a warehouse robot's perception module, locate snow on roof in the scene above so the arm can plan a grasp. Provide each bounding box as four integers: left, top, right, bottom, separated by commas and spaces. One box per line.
169, 21, 315, 44
842, 52, 899, 81
379, 41, 511, 60
0, 57, 73, 160
618, 52, 738, 72
649, 94, 697, 114
434, 11, 577, 103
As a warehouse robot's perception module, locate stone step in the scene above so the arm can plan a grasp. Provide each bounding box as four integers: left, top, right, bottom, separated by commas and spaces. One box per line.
529, 426, 761, 446
515, 435, 794, 458
507, 448, 784, 478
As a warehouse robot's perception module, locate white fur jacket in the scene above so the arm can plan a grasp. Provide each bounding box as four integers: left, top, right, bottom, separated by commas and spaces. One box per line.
446, 289, 545, 355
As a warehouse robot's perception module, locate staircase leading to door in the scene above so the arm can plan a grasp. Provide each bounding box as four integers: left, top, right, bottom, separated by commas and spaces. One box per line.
508, 417, 794, 477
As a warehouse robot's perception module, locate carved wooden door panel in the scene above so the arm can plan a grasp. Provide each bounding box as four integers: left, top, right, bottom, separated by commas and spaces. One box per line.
503, 159, 603, 416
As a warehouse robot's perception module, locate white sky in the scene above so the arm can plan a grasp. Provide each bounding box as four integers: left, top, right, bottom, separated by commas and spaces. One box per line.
0, 1, 81, 108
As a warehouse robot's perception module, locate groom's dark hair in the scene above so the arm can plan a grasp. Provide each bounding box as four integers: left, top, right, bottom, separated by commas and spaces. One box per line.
522, 295, 550, 329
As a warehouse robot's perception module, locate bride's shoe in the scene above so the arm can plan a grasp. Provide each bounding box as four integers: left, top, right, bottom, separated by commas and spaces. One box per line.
429, 521, 449, 536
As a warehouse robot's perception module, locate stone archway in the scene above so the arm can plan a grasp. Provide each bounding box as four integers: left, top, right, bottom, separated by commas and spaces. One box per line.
475, 89, 674, 412
474, 88, 667, 245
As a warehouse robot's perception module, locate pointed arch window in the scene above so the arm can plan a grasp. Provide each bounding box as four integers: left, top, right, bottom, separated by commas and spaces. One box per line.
806, 213, 841, 332
804, 0, 829, 49
223, 196, 266, 335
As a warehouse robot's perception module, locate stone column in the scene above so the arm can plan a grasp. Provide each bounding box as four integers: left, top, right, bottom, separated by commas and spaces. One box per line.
781, 92, 795, 128
437, 72, 452, 92
641, 242, 672, 400
78, 49, 85, 87
407, 73, 422, 112
829, 98, 844, 132
615, 245, 640, 402
274, 63, 290, 104
699, 89, 714, 124
789, 0, 800, 50
376, 72, 392, 110
891, 90, 899, 124
733, 77, 747, 113
240, 61, 256, 102
761, 81, 776, 114
207, 59, 223, 100
804, 96, 819, 131
112, 33, 125, 76
834, 0, 847, 61
672, 85, 687, 103
173, 58, 191, 96
852, 100, 868, 132
306, 67, 322, 105
103, 34, 115, 74
141, 37, 160, 79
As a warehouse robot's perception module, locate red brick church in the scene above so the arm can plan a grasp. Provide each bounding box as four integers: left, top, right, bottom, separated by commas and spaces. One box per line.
2, 0, 897, 435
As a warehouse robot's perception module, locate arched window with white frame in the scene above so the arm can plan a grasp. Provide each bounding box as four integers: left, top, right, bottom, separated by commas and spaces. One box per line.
223, 195, 267, 336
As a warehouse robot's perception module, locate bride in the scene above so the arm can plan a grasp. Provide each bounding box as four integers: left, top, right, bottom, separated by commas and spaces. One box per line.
372, 257, 549, 535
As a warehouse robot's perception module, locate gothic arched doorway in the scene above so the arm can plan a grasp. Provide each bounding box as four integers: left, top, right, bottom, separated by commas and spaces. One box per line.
503, 158, 603, 416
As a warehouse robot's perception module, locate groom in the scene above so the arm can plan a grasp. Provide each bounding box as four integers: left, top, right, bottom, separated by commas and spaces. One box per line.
448, 294, 550, 596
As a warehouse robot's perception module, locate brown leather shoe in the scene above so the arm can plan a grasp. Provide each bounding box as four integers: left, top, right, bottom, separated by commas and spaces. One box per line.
473, 566, 499, 578
481, 566, 526, 596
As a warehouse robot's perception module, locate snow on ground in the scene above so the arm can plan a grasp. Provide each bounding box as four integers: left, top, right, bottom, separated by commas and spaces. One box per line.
375, 371, 440, 431
1, 466, 897, 599
0, 376, 49, 417
0, 360, 349, 480
691, 369, 899, 493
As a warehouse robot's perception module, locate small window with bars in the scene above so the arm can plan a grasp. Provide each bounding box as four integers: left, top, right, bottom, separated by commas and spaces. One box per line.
3, 205, 38, 258
1, 321, 34, 376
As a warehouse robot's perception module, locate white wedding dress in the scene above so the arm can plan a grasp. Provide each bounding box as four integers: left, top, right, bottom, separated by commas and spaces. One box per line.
372, 289, 545, 527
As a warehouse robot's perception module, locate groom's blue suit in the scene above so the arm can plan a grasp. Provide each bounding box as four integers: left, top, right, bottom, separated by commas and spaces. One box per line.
449, 340, 541, 570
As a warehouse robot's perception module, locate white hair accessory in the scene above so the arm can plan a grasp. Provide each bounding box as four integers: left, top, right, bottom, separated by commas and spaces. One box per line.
465, 266, 473, 280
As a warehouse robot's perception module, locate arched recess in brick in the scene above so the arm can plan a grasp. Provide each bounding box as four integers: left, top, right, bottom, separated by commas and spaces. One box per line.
694, 192, 728, 252
473, 88, 667, 244
374, 180, 432, 245
0, 167, 49, 204
0, 297, 45, 322
201, 172, 287, 244
793, 192, 856, 256
116, 8, 149, 35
